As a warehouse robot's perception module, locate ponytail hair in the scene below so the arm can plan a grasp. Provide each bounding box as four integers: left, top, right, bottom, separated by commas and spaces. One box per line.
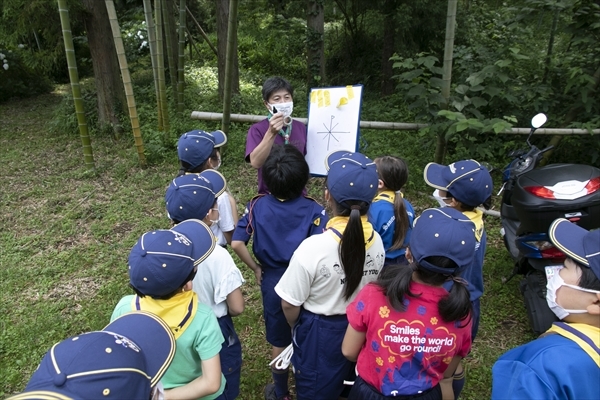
374, 156, 409, 251
378, 256, 472, 325
332, 197, 370, 300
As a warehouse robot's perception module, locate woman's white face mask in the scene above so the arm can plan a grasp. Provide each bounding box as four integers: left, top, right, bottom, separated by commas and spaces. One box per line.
545, 265, 600, 319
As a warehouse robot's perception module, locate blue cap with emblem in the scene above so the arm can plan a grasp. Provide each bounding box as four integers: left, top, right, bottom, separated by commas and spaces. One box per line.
409, 208, 477, 275
177, 129, 227, 170
424, 159, 493, 207
165, 169, 227, 223
21, 311, 175, 400
549, 218, 600, 280
325, 151, 379, 206
128, 220, 216, 298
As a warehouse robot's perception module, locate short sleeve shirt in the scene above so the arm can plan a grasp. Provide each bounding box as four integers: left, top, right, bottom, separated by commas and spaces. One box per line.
211, 191, 236, 247
347, 282, 472, 396
111, 295, 226, 398
368, 196, 415, 259
245, 119, 307, 194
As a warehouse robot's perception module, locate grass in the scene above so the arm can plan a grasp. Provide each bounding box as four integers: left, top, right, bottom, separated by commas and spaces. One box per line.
0, 89, 536, 399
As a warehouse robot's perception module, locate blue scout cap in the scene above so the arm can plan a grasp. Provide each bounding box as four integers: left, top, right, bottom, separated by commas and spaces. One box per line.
165, 170, 226, 222
424, 159, 493, 207
549, 218, 600, 280
128, 221, 215, 297
325, 151, 378, 206
23, 311, 175, 400
177, 130, 227, 170
410, 208, 477, 275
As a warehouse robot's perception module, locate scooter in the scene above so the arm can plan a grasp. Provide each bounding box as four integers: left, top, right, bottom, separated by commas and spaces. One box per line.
499, 113, 600, 334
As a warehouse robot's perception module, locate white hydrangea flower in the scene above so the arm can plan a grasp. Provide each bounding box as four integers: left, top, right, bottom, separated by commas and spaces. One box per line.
18, 44, 24, 48
3, 63, 8, 70
0, 53, 5, 60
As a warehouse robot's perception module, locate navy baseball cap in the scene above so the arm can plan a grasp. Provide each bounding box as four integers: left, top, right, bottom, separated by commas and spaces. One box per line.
549, 219, 600, 280
410, 208, 477, 275
128, 220, 215, 297
325, 151, 378, 206
424, 159, 493, 207
22, 311, 175, 400
177, 130, 227, 170
165, 170, 226, 222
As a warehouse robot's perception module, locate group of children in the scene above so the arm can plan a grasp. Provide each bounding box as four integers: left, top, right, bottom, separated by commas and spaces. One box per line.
11, 78, 599, 400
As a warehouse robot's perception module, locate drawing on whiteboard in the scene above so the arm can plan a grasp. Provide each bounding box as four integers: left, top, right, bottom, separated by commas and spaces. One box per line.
305, 85, 363, 176
317, 115, 350, 151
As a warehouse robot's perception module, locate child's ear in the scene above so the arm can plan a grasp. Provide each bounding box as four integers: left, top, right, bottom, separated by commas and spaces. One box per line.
378, 179, 385, 189
586, 293, 600, 315
405, 247, 414, 264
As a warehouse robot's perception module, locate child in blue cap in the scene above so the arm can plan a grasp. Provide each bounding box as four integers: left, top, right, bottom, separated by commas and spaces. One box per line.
342, 207, 476, 400
165, 169, 245, 400
177, 129, 238, 247
492, 219, 600, 399
424, 159, 492, 398
232, 144, 328, 400
274, 151, 386, 400
111, 220, 226, 399
14, 311, 175, 400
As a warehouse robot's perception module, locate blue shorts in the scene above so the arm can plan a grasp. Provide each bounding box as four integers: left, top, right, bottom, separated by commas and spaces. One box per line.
348, 376, 442, 400
291, 309, 354, 400
214, 314, 241, 400
261, 267, 292, 348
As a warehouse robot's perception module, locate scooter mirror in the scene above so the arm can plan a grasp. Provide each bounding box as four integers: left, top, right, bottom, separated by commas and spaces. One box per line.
531, 113, 547, 129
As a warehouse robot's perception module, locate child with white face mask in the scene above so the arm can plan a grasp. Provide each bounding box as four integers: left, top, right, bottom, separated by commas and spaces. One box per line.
165, 169, 246, 400
245, 76, 307, 194
492, 219, 600, 400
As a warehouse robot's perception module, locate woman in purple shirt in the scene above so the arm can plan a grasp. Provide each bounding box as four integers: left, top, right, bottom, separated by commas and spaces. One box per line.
245, 77, 307, 194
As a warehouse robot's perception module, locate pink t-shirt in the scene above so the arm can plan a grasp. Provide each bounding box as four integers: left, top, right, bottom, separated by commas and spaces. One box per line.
347, 282, 472, 396
245, 119, 307, 194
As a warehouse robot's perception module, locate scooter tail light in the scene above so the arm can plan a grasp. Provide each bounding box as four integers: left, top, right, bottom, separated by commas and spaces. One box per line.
585, 176, 600, 194
525, 241, 566, 260
524, 186, 555, 199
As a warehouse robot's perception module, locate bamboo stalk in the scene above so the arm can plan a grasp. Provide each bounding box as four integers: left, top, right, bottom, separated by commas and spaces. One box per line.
221, 0, 239, 135
177, 0, 186, 114
57, 0, 95, 170
190, 111, 599, 134
155, 0, 170, 137
161, 0, 178, 88
105, 0, 147, 167
186, 5, 218, 56
143, 0, 163, 130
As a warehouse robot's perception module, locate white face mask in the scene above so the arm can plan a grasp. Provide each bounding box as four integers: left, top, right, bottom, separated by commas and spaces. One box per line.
270, 102, 294, 125
432, 189, 450, 208
545, 265, 600, 319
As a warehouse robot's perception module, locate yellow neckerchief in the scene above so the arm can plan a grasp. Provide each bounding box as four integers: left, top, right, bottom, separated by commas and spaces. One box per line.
461, 208, 484, 242
326, 215, 376, 250
373, 190, 403, 204
134, 290, 197, 340
545, 322, 600, 367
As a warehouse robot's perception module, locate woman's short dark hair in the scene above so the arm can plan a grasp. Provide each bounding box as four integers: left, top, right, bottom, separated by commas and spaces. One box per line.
262, 77, 294, 101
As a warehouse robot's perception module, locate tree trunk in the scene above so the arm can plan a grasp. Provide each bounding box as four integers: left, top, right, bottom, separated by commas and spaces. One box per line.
142, 0, 163, 130
216, 0, 239, 100
81, 0, 125, 138
307, 0, 325, 88
177, 0, 186, 114
221, 0, 239, 136
105, 0, 147, 167
380, 0, 397, 96
155, 0, 170, 136
435, 0, 458, 164
58, 0, 94, 170
162, 0, 178, 88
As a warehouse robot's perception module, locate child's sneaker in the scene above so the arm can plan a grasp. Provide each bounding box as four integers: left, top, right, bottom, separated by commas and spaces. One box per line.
264, 383, 292, 400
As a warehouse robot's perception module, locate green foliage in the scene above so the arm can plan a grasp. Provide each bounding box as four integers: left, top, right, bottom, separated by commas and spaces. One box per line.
0, 47, 52, 101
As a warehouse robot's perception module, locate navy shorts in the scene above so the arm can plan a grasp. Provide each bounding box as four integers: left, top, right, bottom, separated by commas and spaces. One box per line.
471, 298, 481, 341
348, 376, 441, 400
261, 268, 292, 348
291, 309, 354, 400
214, 314, 241, 400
